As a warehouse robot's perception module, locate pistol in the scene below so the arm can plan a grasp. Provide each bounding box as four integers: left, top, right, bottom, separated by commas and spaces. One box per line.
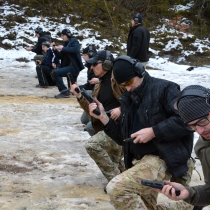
105, 110, 111, 117
141, 180, 180, 196
123, 137, 135, 142
80, 88, 101, 116
67, 72, 80, 93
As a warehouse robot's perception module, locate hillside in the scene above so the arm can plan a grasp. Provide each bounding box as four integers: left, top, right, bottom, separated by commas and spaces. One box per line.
1, 0, 210, 65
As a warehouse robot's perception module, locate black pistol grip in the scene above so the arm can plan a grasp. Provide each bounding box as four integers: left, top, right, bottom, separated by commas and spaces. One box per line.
67, 73, 80, 93
75, 87, 80, 93
93, 107, 101, 116
172, 189, 180, 196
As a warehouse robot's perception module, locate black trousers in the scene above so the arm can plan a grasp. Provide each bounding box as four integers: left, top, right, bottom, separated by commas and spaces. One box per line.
36, 65, 56, 86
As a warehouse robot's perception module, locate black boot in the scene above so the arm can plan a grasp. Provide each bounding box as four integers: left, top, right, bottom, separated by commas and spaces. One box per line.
193, 206, 204, 210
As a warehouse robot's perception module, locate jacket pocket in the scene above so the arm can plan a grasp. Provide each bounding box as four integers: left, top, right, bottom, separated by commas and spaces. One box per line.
146, 106, 167, 125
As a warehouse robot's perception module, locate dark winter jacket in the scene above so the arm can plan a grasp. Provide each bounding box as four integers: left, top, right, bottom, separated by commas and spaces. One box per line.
41, 47, 60, 68
104, 71, 193, 178
185, 136, 210, 206
54, 38, 84, 71
127, 24, 150, 63
32, 33, 51, 55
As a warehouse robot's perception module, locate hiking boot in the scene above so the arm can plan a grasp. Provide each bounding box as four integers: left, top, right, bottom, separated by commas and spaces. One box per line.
193, 207, 204, 210
104, 186, 107, 194
54, 91, 70, 99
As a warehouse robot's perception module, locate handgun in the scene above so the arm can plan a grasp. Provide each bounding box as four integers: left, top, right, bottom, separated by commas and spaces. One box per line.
80, 88, 101, 116
141, 180, 180, 196
105, 110, 111, 117
123, 137, 135, 142
67, 72, 80, 93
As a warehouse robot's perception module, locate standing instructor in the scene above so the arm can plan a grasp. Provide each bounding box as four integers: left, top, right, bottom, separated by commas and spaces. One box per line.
127, 13, 150, 69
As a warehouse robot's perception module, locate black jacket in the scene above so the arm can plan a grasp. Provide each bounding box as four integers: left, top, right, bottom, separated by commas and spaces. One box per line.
54, 38, 84, 72
41, 47, 60, 68
32, 33, 51, 55
127, 24, 150, 62
104, 72, 193, 178
79, 63, 97, 90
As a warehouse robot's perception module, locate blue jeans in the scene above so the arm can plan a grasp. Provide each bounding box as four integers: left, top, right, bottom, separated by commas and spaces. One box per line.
52, 65, 79, 92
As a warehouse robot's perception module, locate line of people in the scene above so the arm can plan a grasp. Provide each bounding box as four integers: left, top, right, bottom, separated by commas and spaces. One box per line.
25, 13, 209, 210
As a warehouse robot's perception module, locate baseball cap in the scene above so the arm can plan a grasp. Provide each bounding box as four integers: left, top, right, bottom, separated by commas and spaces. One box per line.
86, 50, 109, 64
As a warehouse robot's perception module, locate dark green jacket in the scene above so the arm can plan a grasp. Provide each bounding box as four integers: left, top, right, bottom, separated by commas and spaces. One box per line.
185, 136, 210, 206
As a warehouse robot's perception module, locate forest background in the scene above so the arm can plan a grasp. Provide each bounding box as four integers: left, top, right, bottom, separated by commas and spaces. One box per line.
1, 0, 210, 66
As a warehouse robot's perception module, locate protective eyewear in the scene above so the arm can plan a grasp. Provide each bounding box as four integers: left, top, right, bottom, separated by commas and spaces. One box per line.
186, 114, 210, 131
120, 78, 134, 87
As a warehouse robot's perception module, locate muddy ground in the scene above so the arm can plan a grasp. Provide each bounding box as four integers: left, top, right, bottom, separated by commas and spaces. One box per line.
0, 61, 209, 210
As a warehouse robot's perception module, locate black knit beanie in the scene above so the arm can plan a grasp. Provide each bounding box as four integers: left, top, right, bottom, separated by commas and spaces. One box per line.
113, 59, 136, 84
61, 29, 71, 38
132, 13, 143, 23
177, 85, 210, 123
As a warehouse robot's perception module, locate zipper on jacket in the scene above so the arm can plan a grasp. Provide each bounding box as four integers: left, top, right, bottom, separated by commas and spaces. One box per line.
146, 110, 148, 120
121, 113, 125, 124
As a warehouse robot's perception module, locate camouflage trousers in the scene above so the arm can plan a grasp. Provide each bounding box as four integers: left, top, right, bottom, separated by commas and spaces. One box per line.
84, 131, 124, 181
106, 155, 194, 210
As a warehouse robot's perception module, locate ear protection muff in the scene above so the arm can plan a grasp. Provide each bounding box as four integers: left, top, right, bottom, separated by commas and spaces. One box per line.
114, 55, 145, 78
66, 29, 71, 38
88, 46, 94, 58
35, 26, 43, 34
102, 50, 113, 71
133, 13, 140, 24
176, 87, 210, 108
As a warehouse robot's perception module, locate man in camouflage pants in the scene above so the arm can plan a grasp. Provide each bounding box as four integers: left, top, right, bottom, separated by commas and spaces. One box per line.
85, 131, 123, 181
88, 55, 195, 209
71, 50, 125, 183
106, 155, 194, 210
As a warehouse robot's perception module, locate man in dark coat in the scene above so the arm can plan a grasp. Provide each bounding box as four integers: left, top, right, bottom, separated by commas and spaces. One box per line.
35, 41, 60, 88
52, 29, 84, 98
25, 26, 51, 62
127, 13, 150, 69
88, 55, 194, 210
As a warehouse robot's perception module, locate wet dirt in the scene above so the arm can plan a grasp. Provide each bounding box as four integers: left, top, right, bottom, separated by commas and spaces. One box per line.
0, 61, 209, 210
